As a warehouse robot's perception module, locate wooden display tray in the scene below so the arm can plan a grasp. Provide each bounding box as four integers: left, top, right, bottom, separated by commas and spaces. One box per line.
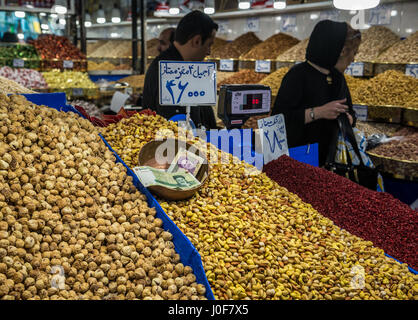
402, 107, 418, 128
353, 104, 403, 123
373, 62, 417, 76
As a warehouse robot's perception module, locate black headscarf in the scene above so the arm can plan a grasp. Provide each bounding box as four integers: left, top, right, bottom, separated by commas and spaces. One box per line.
306, 20, 348, 100
306, 20, 348, 70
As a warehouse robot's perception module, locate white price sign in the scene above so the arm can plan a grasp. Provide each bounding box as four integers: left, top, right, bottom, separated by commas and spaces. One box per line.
13, 59, 25, 68
110, 91, 130, 113
63, 60, 74, 69
257, 114, 289, 165
159, 61, 217, 106
368, 6, 391, 25
280, 15, 297, 32
255, 60, 271, 73
405, 64, 418, 78
72, 88, 84, 97
353, 105, 368, 122
345, 62, 365, 76
216, 20, 229, 35
219, 59, 234, 71
246, 17, 260, 32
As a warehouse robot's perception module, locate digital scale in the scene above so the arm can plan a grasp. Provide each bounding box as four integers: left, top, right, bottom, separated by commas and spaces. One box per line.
217, 84, 271, 129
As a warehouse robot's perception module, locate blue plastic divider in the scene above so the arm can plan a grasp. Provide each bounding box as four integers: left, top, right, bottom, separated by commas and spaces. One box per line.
22, 92, 215, 300
89, 74, 132, 83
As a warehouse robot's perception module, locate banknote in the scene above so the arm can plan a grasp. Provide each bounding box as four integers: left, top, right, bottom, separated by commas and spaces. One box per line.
167, 147, 205, 176
133, 166, 201, 190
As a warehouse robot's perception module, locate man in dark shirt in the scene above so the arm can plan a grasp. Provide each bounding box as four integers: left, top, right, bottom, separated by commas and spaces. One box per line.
157, 27, 175, 54
142, 10, 218, 129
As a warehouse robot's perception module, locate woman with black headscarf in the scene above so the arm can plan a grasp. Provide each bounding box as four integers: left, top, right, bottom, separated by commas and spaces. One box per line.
271, 20, 361, 166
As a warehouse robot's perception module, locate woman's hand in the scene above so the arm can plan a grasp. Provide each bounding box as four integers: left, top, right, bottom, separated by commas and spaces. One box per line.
316, 99, 348, 120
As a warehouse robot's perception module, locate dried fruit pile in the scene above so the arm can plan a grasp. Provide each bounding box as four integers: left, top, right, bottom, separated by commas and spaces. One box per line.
210, 32, 261, 59
355, 26, 400, 62
258, 67, 289, 94
32, 35, 86, 61
0, 76, 34, 94
217, 70, 268, 89
348, 70, 418, 109
277, 38, 309, 62
263, 155, 418, 271
0, 94, 207, 300
241, 33, 300, 60
377, 31, 418, 64
102, 113, 417, 300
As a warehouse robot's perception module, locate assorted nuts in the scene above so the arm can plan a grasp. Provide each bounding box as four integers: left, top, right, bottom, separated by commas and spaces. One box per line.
210, 32, 262, 59
241, 33, 300, 60
0, 94, 206, 300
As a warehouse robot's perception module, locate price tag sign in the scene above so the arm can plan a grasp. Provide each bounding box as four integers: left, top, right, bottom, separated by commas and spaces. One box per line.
219, 59, 234, 71
255, 60, 271, 73
280, 15, 297, 32
72, 88, 84, 97
159, 61, 217, 106
353, 105, 368, 122
63, 60, 74, 69
368, 6, 391, 25
345, 62, 365, 76
110, 91, 130, 113
257, 114, 289, 165
246, 17, 260, 32
405, 64, 418, 78
13, 59, 25, 68
216, 20, 229, 35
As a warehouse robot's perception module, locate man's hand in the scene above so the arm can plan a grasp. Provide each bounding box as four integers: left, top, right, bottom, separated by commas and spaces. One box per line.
316, 99, 348, 120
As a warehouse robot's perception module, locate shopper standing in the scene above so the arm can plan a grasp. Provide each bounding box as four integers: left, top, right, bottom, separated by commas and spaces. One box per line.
271, 20, 361, 166
157, 27, 175, 54
142, 10, 218, 129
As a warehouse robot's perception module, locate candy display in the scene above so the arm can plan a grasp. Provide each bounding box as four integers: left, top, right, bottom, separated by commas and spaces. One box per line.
0, 75, 34, 94
210, 32, 261, 59
0, 94, 206, 300
241, 33, 300, 60
0, 67, 47, 90
263, 155, 418, 271
102, 113, 417, 300
355, 26, 400, 62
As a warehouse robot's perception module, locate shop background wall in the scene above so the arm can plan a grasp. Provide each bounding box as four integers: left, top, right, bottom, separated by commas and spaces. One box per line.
85, 0, 417, 43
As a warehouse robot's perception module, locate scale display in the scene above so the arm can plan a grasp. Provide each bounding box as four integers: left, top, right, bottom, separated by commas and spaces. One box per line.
230, 90, 270, 115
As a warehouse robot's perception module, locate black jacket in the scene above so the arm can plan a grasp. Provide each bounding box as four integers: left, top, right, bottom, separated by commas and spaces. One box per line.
142, 45, 217, 129
271, 20, 357, 166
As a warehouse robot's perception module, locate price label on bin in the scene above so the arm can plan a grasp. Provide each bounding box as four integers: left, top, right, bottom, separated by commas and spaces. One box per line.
345, 62, 364, 76
219, 59, 234, 71
63, 60, 74, 69
13, 59, 25, 68
255, 60, 271, 73
406, 64, 418, 78
353, 105, 368, 121
158, 61, 217, 106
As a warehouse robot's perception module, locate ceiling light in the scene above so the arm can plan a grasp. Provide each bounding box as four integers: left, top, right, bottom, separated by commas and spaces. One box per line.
333, 0, 380, 10
238, 0, 250, 10
273, 1, 286, 10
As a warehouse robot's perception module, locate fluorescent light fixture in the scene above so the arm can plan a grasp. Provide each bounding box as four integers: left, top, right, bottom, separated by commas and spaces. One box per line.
41, 24, 49, 30
273, 1, 286, 10
111, 4, 121, 23
238, 0, 250, 10
15, 11, 26, 18
17, 33, 24, 40
391, 10, 398, 17
310, 13, 319, 20
276, 16, 282, 21
53, 0, 68, 14
110, 32, 119, 38
169, 0, 180, 15
204, 0, 215, 14
405, 28, 413, 33
333, 0, 380, 10
59, 18, 66, 25
97, 5, 106, 23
